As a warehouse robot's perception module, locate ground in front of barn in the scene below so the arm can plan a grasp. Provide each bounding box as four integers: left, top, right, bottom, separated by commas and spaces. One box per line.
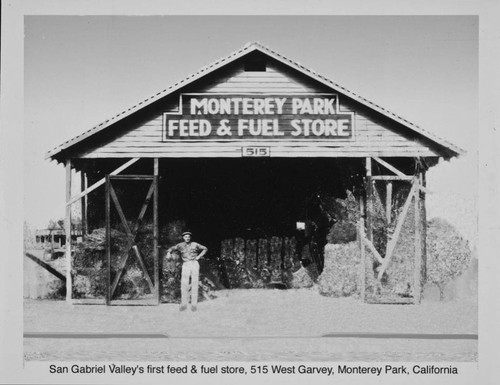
24, 287, 477, 362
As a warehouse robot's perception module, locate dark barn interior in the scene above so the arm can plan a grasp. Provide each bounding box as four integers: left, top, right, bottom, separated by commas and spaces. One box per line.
159, 158, 366, 251
82, 157, 372, 272
78, 155, 422, 297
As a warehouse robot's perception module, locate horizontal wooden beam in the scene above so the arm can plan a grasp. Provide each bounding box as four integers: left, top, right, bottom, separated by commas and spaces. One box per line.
372, 158, 432, 194
80, 150, 440, 158
109, 175, 154, 180
371, 175, 413, 181
66, 158, 139, 206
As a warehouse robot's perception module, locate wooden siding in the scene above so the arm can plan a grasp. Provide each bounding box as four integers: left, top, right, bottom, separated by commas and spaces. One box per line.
207, 64, 320, 94
78, 62, 441, 159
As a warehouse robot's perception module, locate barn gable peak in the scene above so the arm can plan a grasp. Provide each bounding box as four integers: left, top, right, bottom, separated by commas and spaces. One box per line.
46, 42, 464, 162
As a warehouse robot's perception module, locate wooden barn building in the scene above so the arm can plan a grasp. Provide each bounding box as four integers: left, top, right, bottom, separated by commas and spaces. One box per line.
46, 42, 463, 305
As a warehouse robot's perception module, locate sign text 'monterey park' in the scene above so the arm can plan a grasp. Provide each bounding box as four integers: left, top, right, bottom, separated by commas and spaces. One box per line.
162, 94, 354, 141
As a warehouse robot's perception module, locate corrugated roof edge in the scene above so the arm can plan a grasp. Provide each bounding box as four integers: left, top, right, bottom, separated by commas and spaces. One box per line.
46, 41, 465, 161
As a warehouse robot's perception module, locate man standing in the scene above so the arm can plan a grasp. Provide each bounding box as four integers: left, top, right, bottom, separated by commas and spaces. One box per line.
167, 232, 208, 311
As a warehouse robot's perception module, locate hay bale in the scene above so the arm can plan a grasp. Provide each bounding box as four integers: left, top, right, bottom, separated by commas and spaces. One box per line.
290, 265, 315, 288
219, 238, 267, 289
318, 242, 360, 297
327, 220, 357, 244
234, 238, 252, 287
282, 237, 299, 270
245, 239, 257, 269
257, 238, 271, 285
282, 237, 300, 287
242, 239, 265, 288
73, 224, 218, 302
220, 239, 239, 288
257, 238, 269, 268
72, 228, 128, 299
269, 236, 283, 283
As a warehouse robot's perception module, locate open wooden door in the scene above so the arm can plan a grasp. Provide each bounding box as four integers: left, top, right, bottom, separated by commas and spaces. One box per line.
105, 174, 159, 305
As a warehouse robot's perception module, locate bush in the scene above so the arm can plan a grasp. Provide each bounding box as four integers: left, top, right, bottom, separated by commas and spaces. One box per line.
426, 217, 472, 300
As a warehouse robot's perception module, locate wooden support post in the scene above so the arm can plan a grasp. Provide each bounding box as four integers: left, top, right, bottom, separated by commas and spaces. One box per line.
357, 196, 365, 244
153, 158, 159, 304
365, 158, 373, 241
105, 175, 111, 305
65, 160, 72, 303
358, 219, 366, 303
414, 174, 422, 304
386, 181, 392, 224
50, 230, 55, 254
421, 172, 427, 280
80, 171, 88, 239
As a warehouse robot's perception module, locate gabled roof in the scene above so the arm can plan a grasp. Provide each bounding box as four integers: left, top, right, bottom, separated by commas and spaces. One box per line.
46, 42, 464, 161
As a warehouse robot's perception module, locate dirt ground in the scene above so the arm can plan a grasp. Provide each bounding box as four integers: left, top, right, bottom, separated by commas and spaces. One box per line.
24, 286, 477, 362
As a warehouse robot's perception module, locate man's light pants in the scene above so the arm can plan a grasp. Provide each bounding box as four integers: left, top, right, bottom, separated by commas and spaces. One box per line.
181, 260, 199, 307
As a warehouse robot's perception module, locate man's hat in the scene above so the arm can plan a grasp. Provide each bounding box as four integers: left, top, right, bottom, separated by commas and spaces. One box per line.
182, 231, 192, 237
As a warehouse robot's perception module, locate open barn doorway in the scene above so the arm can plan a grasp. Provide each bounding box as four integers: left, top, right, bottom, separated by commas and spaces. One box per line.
158, 157, 365, 287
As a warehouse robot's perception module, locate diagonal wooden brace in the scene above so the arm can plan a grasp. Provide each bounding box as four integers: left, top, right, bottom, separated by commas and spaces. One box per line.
373, 157, 431, 194
110, 245, 132, 297
109, 185, 133, 236
67, 158, 139, 207
377, 181, 418, 281
361, 237, 384, 264
132, 245, 155, 292
373, 157, 408, 178
131, 183, 155, 235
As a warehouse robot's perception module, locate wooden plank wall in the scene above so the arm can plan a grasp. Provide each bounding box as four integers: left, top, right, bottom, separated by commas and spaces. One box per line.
79, 61, 441, 159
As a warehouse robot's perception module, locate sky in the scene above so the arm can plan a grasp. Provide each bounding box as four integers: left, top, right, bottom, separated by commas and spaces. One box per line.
24, 15, 478, 243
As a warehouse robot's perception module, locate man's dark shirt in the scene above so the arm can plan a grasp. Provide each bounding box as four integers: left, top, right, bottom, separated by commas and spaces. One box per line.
168, 242, 207, 262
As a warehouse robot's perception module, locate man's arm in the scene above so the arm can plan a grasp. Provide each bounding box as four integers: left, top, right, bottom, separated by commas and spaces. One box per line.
167, 244, 177, 253
166, 243, 181, 258
196, 243, 208, 260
